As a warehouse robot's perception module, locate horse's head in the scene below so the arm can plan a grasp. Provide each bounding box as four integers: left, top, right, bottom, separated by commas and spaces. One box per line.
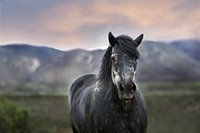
108, 32, 143, 102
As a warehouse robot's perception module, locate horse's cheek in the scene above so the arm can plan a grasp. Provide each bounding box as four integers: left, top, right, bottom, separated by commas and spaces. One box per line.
112, 71, 121, 86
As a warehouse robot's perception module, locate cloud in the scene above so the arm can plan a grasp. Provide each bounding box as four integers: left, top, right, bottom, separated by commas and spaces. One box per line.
1, 0, 200, 50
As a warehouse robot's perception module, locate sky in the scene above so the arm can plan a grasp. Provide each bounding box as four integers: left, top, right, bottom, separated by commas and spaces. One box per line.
1, 0, 200, 50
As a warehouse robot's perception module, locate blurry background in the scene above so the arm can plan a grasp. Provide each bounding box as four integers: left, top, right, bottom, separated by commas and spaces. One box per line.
0, 0, 200, 133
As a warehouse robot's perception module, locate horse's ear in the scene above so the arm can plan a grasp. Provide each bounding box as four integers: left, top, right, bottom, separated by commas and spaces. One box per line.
108, 32, 117, 47
135, 34, 144, 47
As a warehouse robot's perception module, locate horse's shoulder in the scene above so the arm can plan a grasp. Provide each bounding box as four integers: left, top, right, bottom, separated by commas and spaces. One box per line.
69, 74, 97, 96
79, 74, 97, 81
72, 74, 97, 86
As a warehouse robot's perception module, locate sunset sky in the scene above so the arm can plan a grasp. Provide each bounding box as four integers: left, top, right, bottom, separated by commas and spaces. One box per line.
1, 0, 200, 50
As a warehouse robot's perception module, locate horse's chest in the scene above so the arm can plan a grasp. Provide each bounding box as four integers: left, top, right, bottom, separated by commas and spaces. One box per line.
91, 106, 141, 133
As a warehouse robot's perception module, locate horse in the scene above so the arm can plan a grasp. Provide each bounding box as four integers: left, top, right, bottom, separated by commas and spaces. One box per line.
68, 32, 147, 133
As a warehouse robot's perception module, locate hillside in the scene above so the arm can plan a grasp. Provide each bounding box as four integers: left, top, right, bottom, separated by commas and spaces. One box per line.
137, 40, 200, 81
0, 40, 200, 94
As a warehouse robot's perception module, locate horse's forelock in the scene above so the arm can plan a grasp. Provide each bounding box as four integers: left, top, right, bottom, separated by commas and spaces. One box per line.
116, 35, 140, 59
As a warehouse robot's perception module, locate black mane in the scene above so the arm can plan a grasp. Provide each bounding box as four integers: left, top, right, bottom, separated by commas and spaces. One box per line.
98, 46, 112, 88
98, 35, 140, 88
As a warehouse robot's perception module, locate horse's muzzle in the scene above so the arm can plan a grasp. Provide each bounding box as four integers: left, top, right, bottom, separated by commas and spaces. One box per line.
118, 83, 136, 101
121, 93, 134, 101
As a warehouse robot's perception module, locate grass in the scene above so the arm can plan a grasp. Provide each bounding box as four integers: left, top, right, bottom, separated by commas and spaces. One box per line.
138, 81, 200, 93
1, 84, 68, 96
3, 82, 200, 133
6, 95, 71, 133
146, 93, 200, 133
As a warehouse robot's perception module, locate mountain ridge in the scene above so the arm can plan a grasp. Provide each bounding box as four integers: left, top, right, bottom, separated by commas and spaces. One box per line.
0, 40, 200, 94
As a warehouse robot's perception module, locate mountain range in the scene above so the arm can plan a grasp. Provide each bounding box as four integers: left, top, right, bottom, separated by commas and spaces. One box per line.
0, 40, 200, 94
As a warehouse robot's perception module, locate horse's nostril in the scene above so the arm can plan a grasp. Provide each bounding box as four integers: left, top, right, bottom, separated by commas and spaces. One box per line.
119, 84, 125, 92
131, 83, 136, 92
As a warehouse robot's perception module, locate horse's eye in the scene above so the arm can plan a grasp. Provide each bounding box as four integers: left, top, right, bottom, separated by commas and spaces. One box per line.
111, 55, 117, 63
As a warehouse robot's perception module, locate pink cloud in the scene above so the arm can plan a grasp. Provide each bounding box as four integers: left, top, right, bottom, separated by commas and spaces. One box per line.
1, 0, 199, 49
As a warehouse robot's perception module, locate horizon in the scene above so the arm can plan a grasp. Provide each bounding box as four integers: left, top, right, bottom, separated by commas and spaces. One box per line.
1, 38, 199, 51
